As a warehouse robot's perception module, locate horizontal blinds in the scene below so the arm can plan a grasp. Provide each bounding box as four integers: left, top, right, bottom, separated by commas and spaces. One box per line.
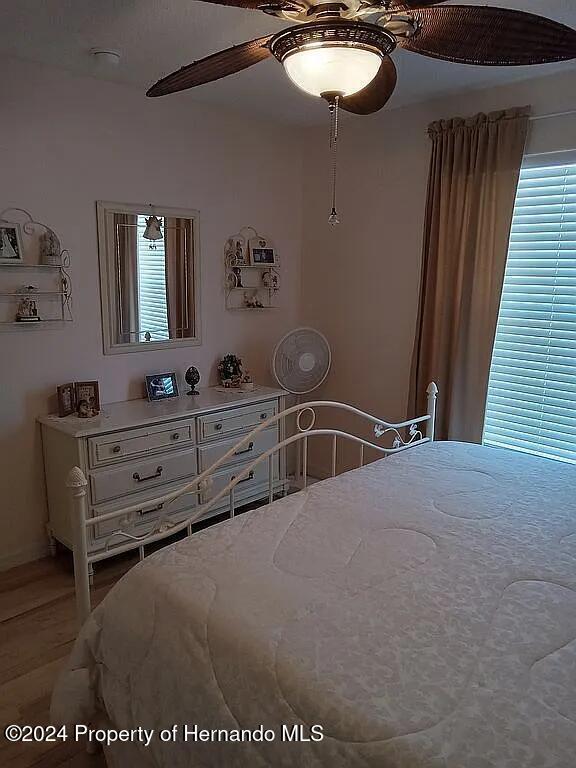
483, 161, 576, 464
137, 216, 169, 342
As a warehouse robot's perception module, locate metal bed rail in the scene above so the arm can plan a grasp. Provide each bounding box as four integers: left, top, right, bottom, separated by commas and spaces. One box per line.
66, 382, 438, 625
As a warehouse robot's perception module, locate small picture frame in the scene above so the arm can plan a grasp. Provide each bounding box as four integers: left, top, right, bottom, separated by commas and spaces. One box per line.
75, 381, 100, 418
0, 221, 24, 263
146, 372, 179, 402
57, 383, 77, 417
249, 235, 276, 266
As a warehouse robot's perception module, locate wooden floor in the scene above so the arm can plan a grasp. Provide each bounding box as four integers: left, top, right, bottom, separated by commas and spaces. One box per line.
0, 552, 136, 767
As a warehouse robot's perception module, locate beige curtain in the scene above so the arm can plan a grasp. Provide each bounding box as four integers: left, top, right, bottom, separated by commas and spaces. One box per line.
165, 217, 193, 339
114, 213, 138, 343
409, 107, 530, 442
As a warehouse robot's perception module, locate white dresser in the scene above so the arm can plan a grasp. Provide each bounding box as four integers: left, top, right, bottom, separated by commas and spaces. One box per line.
39, 386, 287, 570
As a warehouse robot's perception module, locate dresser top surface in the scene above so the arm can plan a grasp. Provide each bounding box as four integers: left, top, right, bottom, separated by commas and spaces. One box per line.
38, 386, 285, 438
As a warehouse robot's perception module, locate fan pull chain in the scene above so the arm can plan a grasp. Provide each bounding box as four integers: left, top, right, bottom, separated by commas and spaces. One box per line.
328, 95, 340, 226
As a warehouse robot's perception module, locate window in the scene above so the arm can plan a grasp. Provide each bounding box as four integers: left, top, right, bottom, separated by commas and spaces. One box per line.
136, 215, 169, 341
483, 157, 576, 464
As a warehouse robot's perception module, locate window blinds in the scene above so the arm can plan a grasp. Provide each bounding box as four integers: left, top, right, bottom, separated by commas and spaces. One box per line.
137, 216, 169, 341
483, 160, 576, 464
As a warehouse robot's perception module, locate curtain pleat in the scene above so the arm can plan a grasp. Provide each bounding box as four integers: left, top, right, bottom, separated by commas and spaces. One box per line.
114, 213, 139, 343
165, 217, 194, 339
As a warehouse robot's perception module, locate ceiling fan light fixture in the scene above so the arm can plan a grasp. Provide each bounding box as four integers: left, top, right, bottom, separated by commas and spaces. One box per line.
283, 45, 382, 97
270, 21, 396, 98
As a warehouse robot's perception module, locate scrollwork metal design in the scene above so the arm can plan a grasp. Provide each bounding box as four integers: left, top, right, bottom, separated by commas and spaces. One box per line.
296, 406, 316, 433
374, 421, 423, 449
104, 517, 177, 550
0, 207, 73, 321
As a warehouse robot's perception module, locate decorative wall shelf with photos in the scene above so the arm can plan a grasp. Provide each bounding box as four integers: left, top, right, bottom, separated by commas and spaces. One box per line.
224, 227, 280, 311
0, 208, 72, 330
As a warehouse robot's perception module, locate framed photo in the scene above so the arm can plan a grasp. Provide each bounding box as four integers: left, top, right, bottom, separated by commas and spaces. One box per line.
146, 372, 179, 402
57, 383, 77, 417
0, 221, 24, 263
75, 381, 100, 418
248, 235, 276, 266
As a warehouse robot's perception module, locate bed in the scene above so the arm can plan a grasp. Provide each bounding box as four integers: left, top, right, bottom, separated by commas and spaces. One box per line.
51, 433, 576, 767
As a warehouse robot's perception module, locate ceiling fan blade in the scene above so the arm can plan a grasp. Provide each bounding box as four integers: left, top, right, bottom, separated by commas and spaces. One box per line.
340, 56, 397, 115
147, 36, 273, 97
192, 0, 298, 8
399, 5, 576, 65
388, 1, 448, 7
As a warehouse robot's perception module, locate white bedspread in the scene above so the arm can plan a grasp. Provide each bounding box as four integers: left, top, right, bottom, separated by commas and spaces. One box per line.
51, 442, 576, 767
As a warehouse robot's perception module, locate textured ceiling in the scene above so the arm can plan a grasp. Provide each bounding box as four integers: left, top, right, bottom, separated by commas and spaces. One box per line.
1, 0, 576, 124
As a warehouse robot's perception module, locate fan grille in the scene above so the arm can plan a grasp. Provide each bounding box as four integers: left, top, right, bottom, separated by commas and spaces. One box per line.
272, 328, 331, 395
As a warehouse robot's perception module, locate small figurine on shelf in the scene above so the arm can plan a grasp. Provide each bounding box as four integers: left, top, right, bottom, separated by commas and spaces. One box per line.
218, 354, 243, 388
243, 291, 264, 309
240, 371, 255, 392
224, 235, 247, 267
262, 270, 279, 291
40, 230, 62, 266
232, 267, 243, 288
16, 286, 41, 322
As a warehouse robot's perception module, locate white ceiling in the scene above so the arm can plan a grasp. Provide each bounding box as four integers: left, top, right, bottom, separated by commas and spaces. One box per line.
1, 0, 576, 124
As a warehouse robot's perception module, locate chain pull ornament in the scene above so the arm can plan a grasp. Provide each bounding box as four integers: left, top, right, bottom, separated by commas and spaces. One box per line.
327, 94, 341, 225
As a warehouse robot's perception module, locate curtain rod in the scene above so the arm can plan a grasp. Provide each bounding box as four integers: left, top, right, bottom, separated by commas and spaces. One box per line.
530, 108, 576, 122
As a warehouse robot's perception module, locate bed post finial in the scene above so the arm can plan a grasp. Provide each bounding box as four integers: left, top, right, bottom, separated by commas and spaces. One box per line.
426, 382, 438, 441
66, 467, 91, 628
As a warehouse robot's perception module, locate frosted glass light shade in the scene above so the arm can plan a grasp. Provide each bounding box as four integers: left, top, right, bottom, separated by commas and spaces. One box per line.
283, 46, 382, 97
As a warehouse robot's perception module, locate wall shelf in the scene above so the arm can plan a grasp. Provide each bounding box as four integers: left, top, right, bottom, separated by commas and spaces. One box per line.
224, 227, 280, 311
0, 259, 72, 327
227, 307, 279, 312
0, 319, 72, 330
0, 290, 69, 297
0, 263, 63, 270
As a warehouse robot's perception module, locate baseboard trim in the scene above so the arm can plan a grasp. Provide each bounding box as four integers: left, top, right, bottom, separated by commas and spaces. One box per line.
0, 542, 49, 572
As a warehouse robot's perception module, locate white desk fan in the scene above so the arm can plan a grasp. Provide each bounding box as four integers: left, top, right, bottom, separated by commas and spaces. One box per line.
272, 327, 331, 488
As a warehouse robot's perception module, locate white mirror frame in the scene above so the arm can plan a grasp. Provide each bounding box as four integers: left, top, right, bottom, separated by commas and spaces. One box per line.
96, 201, 202, 355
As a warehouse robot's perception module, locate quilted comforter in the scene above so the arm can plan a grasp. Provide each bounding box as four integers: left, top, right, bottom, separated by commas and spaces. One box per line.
51, 441, 576, 767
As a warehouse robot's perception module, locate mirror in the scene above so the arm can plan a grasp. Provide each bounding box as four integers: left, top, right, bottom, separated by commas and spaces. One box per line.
97, 201, 201, 354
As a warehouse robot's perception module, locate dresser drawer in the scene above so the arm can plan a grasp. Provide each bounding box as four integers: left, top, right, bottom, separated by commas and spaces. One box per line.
91, 486, 197, 543
201, 457, 279, 506
198, 427, 279, 473
88, 421, 194, 468
89, 449, 198, 505
198, 401, 277, 442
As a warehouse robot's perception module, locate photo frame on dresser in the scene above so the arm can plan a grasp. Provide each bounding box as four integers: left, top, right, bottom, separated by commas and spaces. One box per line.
75, 381, 100, 418
57, 383, 77, 417
146, 372, 179, 401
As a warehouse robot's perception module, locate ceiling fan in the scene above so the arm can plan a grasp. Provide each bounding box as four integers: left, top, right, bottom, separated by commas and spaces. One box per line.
147, 1, 576, 222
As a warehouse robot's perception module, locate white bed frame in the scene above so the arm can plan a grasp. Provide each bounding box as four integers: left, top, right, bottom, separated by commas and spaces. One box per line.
66, 382, 438, 626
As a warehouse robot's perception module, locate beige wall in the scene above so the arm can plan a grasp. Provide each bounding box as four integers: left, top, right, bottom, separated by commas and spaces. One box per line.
0, 57, 304, 569
2, 55, 576, 567
301, 68, 576, 473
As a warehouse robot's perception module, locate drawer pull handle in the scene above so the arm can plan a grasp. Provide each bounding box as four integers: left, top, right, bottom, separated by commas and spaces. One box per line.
231, 470, 255, 485
112, 446, 121, 454
139, 503, 164, 517
133, 466, 163, 483
214, 423, 223, 431
260, 413, 268, 420
171, 433, 180, 440
234, 441, 254, 456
